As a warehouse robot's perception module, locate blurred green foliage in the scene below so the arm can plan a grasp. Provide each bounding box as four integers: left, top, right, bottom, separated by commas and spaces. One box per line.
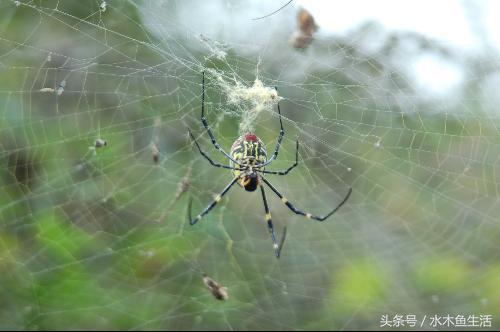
1, 1, 499, 330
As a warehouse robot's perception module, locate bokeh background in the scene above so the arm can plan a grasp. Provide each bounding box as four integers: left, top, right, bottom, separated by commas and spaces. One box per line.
1, 0, 499, 330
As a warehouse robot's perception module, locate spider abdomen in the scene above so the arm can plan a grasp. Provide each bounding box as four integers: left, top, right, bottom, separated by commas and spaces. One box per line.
230, 133, 267, 191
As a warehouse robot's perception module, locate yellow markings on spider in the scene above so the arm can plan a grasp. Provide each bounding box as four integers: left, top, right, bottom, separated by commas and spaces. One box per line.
214, 195, 222, 202
265, 213, 272, 221
243, 141, 249, 160
306, 213, 312, 219
281, 197, 288, 204
241, 177, 251, 187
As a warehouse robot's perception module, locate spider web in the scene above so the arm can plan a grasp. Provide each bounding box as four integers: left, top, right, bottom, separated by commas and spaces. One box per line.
1, 0, 499, 330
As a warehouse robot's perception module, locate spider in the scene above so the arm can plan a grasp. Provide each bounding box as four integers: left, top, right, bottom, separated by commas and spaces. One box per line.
188, 72, 352, 258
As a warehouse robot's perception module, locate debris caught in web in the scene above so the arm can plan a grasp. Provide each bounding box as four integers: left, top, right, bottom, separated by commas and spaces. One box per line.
94, 138, 107, 148
289, 8, 318, 49
151, 143, 160, 164
157, 165, 191, 222
175, 168, 191, 200
151, 117, 161, 164
206, 67, 282, 134
56, 80, 66, 96
202, 274, 229, 301
99, 1, 107, 12
87, 138, 107, 157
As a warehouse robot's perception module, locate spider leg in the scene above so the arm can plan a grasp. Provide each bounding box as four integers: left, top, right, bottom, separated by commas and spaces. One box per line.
199, 71, 243, 166
188, 129, 242, 170
262, 177, 352, 221
188, 177, 239, 225
260, 185, 287, 258
259, 140, 299, 175
256, 87, 284, 168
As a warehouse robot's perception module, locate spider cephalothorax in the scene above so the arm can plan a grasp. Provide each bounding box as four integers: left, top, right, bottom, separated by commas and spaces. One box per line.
230, 133, 266, 191
187, 72, 352, 258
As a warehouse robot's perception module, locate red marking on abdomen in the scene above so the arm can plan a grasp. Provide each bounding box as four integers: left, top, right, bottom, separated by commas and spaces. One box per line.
245, 133, 258, 142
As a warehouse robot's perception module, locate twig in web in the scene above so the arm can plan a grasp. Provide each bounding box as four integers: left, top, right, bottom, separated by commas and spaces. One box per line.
202, 274, 229, 301
157, 164, 192, 222
252, 0, 294, 20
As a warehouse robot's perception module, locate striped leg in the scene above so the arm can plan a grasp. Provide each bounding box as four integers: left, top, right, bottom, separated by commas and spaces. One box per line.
262, 177, 352, 222
256, 88, 284, 168
260, 140, 299, 175
261, 185, 287, 258
188, 177, 239, 225
199, 71, 242, 166
188, 129, 241, 171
